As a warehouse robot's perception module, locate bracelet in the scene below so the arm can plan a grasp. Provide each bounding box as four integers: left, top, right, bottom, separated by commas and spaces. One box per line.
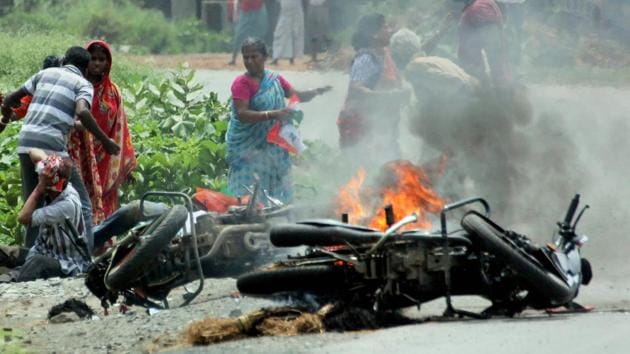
0, 118, 8, 126
264, 111, 270, 120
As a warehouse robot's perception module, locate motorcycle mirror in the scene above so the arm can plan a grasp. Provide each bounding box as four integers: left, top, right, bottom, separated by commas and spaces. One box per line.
572, 204, 590, 230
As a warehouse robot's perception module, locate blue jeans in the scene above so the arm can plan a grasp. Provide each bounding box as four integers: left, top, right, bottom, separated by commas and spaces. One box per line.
19, 154, 93, 249
92, 200, 168, 251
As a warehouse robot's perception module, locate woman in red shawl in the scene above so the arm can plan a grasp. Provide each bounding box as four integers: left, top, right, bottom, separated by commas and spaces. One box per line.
69, 40, 136, 224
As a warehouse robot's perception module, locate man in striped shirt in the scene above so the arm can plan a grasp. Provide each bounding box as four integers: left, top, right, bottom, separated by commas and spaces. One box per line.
1, 46, 120, 249
14, 150, 90, 281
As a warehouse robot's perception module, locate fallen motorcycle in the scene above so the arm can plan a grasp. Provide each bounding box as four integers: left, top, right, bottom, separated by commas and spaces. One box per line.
84, 183, 292, 311
237, 195, 593, 317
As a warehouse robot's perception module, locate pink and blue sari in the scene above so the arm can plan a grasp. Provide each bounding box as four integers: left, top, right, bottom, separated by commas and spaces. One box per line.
226, 70, 292, 203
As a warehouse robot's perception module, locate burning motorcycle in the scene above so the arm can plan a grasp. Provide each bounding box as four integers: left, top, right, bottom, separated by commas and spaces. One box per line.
237, 194, 593, 317
84, 183, 292, 311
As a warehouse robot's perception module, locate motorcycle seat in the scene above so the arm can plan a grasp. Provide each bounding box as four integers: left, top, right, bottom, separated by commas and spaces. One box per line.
271, 219, 384, 247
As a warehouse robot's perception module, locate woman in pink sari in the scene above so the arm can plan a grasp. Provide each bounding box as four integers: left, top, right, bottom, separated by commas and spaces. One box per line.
69, 40, 136, 225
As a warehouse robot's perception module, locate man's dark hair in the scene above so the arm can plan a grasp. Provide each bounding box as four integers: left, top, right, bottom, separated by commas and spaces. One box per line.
62, 46, 91, 73
42, 55, 63, 70
241, 37, 268, 57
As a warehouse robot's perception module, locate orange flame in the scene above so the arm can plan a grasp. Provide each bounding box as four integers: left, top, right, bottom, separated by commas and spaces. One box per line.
336, 160, 445, 231
335, 167, 368, 223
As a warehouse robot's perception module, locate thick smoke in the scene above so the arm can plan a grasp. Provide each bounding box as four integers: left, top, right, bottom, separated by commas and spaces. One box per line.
291, 2, 630, 278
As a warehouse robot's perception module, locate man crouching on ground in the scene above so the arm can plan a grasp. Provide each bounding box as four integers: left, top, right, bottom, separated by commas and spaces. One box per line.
14, 149, 91, 282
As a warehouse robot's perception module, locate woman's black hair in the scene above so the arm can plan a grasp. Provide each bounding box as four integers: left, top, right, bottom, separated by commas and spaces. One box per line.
42, 55, 63, 69
351, 13, 386, 51
241, 37, 268, 57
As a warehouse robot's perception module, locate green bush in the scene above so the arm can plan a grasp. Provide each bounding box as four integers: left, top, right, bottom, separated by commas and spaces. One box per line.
0, 0, 231, 54
121, 68, 229, 202
0, 124, 23, 246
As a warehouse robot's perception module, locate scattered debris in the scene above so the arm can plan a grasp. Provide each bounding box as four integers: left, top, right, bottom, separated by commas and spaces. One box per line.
185, 305, 333, 345
48, 299, 95, 323
49, 312, 82, 324
184, 303, 419, 346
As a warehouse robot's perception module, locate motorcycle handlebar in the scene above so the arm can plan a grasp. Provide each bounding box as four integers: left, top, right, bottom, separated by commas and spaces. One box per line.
563, 194, 580, 226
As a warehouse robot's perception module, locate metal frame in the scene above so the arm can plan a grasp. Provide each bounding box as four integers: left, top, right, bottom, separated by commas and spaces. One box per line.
439, 197, 490, 318
139, 191, 204, 307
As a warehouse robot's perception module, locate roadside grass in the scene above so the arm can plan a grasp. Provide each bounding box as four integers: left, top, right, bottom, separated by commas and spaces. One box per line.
0, 0, 231, 55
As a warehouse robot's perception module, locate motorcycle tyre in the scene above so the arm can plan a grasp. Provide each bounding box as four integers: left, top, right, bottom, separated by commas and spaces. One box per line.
462, 213, 574, 307
105, 205, 188, 291
237, 265, 346, 295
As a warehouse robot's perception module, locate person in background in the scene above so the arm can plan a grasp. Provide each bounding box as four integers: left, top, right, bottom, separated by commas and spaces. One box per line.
69, 40, 136, 232
228, 0, 269, 66
8, 150, 90, 282
271, 0, 304, 65
305, 0, 331, 63
455, 0, 512, 87
226, 37, 330, 203
337, 14, 409, 163
0, 46, 120, 249
0, 55, 63, 122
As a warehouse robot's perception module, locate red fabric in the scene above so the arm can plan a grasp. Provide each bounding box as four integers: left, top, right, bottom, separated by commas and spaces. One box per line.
460, 0, 503, 28
337, 109, 367, 148
266, 121, 299, 154
227, 0, 263, 22
193, 188, 259, 212
381, 47, 399, 84
193, 188, 240, 213
12, 95, 32, 119
68, 40, 137, 223
240, 0, 264, 12
231, 74, 292, 102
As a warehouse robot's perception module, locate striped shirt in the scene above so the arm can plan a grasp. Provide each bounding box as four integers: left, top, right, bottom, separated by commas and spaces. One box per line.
17, 65, 93, 157
26, 183, 91, 275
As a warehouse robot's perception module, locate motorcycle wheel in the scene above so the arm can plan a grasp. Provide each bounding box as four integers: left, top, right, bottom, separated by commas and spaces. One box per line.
461, 212, 574, 307
105, 205, 188, 291
237, 264, 346, 296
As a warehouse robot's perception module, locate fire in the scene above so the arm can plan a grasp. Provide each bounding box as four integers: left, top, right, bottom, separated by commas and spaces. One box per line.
336, 160, 445, 231
336, 167, 369, 222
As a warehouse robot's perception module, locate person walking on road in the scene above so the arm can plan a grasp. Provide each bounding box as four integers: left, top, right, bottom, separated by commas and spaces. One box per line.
228, 0, 269, 66
271, 0, 304, 65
